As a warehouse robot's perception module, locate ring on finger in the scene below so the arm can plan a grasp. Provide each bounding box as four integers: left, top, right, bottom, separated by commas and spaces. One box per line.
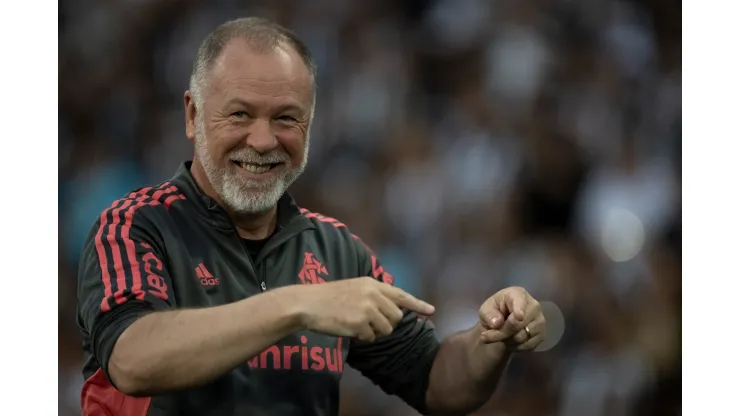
524, 325, 532, 339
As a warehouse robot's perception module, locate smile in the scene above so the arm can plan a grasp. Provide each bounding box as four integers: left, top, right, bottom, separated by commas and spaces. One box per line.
231, 160, 283, 174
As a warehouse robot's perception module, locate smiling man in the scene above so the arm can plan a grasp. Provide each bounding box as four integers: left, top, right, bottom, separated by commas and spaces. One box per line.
188, 30, 312, 222
77, 17, 546, 416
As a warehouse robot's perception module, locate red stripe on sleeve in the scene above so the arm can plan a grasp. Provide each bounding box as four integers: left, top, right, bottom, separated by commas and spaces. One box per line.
96, 183, 185, 312
112, 187, 176, 307
121, 187, 159, 298
149, 185, 174, 201
163, 193, 186, 208
300, 208, 347, 228
109, 198, 136, 307
119, 192, 154, 306
109, 190, 153, 305
95, 204, 117, 313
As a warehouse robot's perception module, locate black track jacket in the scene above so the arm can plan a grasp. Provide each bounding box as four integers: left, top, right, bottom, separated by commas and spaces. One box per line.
77, 162, 440, 416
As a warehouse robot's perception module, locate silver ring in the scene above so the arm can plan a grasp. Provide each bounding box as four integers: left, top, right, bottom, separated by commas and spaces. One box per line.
524, 326, 532, 338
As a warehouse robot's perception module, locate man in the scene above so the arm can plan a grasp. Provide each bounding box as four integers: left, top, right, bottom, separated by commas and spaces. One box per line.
77, 17, 546, 416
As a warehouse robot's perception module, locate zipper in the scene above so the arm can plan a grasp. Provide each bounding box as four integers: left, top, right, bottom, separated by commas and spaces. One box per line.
231, 217, 313, 293
232, 231, 263, 292
260, 266, 267, 291
253, 221, 312, 292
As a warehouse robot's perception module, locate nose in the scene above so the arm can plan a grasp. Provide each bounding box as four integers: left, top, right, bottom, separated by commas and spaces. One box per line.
245, 119, 279, 154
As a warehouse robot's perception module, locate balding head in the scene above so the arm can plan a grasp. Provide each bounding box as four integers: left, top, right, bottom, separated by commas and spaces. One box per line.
189, 17, 317, 110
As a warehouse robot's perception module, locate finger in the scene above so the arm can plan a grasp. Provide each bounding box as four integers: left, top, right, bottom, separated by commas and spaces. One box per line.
478, 306, 506, 330
511, 328, 530, 345
511, 317, 546, 346
521, 314, 545, 334
480, 311, 529, 343
496, 311, 539, 344
505, 289, 529, 321
523, 300, 542, 324
506, 305, 541, 338
376, 294, 405, 328
356, 324, 376, 343
383, 286, 435, 316
516, 333, 544, 352
500, 312, 526, 334
479, 328, 513, 344
481, 315, 547, 346
368, 307, 394, 338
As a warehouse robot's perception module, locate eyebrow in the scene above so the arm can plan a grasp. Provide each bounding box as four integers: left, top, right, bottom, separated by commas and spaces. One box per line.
273, 103, 305, 114
225, 98, 306, 114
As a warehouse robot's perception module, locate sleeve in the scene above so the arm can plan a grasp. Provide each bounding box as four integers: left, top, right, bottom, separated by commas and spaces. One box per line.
77, 205, 177, 381
346, 236, 441, 415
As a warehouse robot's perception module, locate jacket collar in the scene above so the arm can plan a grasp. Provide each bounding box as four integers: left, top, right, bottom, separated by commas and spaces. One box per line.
170, 161, 312, 234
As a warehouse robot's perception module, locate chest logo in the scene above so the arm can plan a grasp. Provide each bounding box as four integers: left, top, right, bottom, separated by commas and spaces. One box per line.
195, 263, 219, 286
298, 252, 328, 285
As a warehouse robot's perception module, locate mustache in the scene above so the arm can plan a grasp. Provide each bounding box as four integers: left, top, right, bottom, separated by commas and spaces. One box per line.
228, 149, 289, 165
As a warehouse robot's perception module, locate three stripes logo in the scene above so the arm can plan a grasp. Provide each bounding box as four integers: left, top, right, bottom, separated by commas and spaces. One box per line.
195, 263, 219, 286
95, 182, 185, 313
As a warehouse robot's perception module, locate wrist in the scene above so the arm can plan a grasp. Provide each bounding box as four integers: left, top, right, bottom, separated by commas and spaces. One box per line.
466, 324, 510, 380
270, 285, 309, 332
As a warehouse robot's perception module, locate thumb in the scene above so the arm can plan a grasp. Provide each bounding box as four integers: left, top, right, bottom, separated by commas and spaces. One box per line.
479, 307, 506, 330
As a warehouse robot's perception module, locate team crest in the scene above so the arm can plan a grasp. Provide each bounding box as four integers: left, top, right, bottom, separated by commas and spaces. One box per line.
298, 252, 328, 284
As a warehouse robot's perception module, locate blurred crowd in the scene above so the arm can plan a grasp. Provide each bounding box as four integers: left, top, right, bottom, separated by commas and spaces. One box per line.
58, 0, 681, 414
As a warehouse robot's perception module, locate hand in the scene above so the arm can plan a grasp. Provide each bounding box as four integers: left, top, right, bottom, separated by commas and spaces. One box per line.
477, 286, 545, 352
291, 277, 435, 342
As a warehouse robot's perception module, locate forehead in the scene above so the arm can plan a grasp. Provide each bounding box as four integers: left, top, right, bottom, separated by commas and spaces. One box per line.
207, 38, 313, 109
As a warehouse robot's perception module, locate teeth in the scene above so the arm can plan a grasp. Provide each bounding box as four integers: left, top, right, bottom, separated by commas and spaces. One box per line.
238, 162, 271, 174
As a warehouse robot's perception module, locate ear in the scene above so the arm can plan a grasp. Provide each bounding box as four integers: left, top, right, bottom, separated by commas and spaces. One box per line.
184, 91, 197, 142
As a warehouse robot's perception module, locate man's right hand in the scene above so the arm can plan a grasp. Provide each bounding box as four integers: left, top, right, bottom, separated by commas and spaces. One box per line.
288, 277, 435, 342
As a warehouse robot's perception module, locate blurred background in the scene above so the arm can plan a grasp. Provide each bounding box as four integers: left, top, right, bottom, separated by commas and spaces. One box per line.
58, 0, 681, 414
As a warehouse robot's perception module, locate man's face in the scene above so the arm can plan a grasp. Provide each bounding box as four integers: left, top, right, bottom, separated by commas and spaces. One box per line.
187, 39, 313, 215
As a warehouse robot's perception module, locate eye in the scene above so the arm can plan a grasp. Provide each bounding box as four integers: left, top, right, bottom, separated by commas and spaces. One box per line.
230, 111, 250, 119
276, 115, 297, 122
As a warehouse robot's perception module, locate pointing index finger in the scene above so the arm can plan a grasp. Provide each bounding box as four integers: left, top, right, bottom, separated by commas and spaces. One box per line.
383, 285, 435, 316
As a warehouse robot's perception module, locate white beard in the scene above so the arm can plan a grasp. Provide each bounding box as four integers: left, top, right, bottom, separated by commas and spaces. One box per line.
194, 116, 309, 215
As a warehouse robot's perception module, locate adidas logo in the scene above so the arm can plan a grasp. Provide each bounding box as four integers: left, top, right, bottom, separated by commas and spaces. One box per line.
195, 263, 219, 286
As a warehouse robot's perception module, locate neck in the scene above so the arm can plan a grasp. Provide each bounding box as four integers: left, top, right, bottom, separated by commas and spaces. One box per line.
231, 209, 278, 240
190, 157, 278, 240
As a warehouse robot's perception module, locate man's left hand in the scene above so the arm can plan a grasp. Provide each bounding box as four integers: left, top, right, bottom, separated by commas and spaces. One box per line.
477, 286, 545, 352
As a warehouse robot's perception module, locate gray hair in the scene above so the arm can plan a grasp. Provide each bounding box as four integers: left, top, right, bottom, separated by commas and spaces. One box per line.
189, 17, 317, 110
